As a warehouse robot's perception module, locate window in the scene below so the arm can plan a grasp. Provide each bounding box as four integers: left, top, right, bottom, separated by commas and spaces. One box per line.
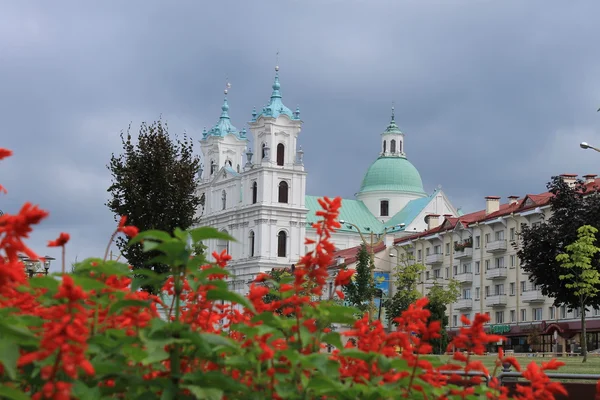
462, 314, 471, 325
549, 306, 555, 319
249, 231, 255, 257
521, 309, 527, 322
463, 288, 471, 299
380, 200, 389, 217
462, 263, 471, 273
533, 308, 542, 321
277, 231, 287, 257
520, 281, 526, 294
453, 265, 458, 275
494, 284, 504, 295
398, 140, 403, 153
495, 257, 504, 268
485, 260, 490, 270
434, 269, 441, 279
510, 282, 515, 296
426, 247, 430, 256
390, 139, 396, 153
485, 286, 490, 297
475, 236, 481, 248
276, 143, 285, 166
475, 287, 480, 299
417, 250, 422, 261
495, 311, 504, 324
484, 233, 490, 244
475, 261, 480, 274
426, 271, 430, 280
252, 181, 258, 204
221, 190, 227, 210
445, 267, 449, 279
574, 308, 580, 318
495, 230, 505, 240
510, 310, 516, 322
452, 315, 458, 327
560, 306, 566, 319
434, 245, 441, 254
510, 255, 516, 268
278, 181, 289, 203
445, 243, 450, 255
383, 141, 386, 153
532, 221, 542, 229
509, 227, 515, 240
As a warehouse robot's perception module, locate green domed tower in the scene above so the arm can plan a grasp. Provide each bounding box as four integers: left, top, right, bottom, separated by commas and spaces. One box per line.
356, 107, 427, 222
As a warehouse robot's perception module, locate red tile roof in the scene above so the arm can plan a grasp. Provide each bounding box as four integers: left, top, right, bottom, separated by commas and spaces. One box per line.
329, 242, 387, 268
394, 177, 600, 245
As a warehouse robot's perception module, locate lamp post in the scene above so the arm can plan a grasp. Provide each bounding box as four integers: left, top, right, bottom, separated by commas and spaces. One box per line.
20, 256, 55, 278
339, 220, 404, 321
580, 142, 600, 153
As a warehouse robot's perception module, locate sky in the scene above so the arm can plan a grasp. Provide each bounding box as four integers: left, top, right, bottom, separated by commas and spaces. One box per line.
2, 0, 600, 270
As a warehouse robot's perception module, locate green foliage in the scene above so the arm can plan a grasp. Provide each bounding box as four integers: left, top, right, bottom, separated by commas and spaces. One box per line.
556, 225, 600, 361
342, 244, 375, 312
425, 280, 460, 354
384, 253, 424, 325
106, 119, 201, 291
519, 176, 600, 309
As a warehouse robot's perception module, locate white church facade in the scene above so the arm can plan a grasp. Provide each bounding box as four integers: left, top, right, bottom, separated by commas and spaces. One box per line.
196, 67, 458, 294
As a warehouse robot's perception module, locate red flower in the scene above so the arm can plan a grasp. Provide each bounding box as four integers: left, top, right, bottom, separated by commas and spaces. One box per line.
48, 232, 70, 247
0, 148, 12, 160
117, 216, 139, 238
335, 269, 355, 286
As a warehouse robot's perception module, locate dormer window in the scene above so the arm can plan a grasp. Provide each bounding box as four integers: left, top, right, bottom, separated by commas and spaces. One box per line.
380, 200, 389, 217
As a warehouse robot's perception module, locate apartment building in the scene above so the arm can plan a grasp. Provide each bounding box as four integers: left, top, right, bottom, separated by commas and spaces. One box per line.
393, 174, 600, 354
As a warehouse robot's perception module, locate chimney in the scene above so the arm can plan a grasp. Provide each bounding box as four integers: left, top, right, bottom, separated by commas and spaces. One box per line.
583, 174, 597, 185
425, 214, 440, 230
507, 195, 519, 205
560, 174, 577, 188
485, 196, 500, 215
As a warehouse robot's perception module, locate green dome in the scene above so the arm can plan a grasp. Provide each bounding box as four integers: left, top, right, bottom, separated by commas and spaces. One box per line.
359, 156, 426, 195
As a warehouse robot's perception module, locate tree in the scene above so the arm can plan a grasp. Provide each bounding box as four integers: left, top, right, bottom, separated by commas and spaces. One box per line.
518, 177, 600, 310
426, 280, 460, 354
343, 244, 375, 313
556, 225, 600, 362
107, 120, 201, 291
384, 254, 425, 326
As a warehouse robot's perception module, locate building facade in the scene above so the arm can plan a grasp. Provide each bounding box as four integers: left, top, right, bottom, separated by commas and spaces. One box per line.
393, 174, 600, 354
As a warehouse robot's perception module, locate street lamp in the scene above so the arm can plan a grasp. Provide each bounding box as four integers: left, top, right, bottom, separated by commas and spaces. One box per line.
339, 219, 403, 321
21, 256, 55, 278
580, 142, 600, 153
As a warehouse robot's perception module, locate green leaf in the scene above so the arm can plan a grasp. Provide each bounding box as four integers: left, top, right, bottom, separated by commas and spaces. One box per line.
206, 288, 255, 313
197, 267, 231, 281
197, 333, 238, 349
251, 312, 283, 329
72, 276, 108, 291
181, 385, 223, 400
321, 331, 343, 350
141, 348, 169, 365
0, 320, 38, 345
0, 385, 30, 400
71, 381, 101, 400
128, 230, 173, 245
28, 276, 59, 291
338, 349, 374, 362
189, 227, 236, 243
109, 299, 151, 314
323, 304, 359, 325
0, 339, 19, 379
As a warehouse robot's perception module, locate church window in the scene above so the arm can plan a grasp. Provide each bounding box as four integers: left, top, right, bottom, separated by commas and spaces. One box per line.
277, 231, 287, 257
383, 141, 386, 153
252, 181, 258, 204
390, 140, 396, 153
399, 140, 403, 153
249, 231, 255, 257
278, 181, 289, 203
210, 160, 216, 175
380, 200, 389, 217
222, 190, 227, 210
262, 143, 266, 159
276, 143, 285, 166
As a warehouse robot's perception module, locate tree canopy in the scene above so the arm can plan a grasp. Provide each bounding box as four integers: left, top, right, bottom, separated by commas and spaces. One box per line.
342, 244, 375, 313
107, 120, 201, 288
518, 176, 600, 308
384, 254, 424, 325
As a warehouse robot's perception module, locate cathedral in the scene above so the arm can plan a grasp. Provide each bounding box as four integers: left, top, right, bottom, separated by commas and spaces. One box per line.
196, 67, 458, 293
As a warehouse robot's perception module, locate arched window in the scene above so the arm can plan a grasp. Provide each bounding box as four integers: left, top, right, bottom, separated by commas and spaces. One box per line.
390, 139, 396, 153
276, 143, 285, 166
278, 181, 289, 203
380, 200, 389, 217
210, 160, 216, 175
222, 190, 227, 210
383, 141, 386, 153
249, 231, 255, 257
262, 143, 266, 159
399, 140, 403, 153
252, 181, 258, 204
277, 231, 287, 257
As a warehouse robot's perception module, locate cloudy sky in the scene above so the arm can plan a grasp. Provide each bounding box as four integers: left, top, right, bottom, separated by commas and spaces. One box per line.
2, 0, 600, 269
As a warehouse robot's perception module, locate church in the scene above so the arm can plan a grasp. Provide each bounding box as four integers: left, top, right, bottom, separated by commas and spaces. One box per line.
196, 66, 458, 294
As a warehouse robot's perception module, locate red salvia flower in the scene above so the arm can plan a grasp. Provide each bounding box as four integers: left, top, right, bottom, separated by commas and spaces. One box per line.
48, 232, 70, 247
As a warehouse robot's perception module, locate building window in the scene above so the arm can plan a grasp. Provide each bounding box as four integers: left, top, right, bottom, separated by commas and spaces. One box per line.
485, 286, 490, 297
276, 143, 285, 166
533, 308, 542, 321
510, 282, 515, 295
445, 243, 450, 255
495, 230, 505, 240
549, 306, 555, 319
277, 231, 287, 257
510, 310, 516, 322
532, 221, 542, 229
380, 200, 389, 216
399, 140, 403, 153
520, 281, 526, 294
426, 247, 430, 256
495, 257, 504, 268
252, 181, 258, 204
495, 311, 504, 324
509, 227, 515, 240
390, 139, 396, 153
383, 141, 386, 153
249, 231, 255, 257
475, 261, 480, 274
221, 190, 227, 210
445, 267, 449, 278
453, 265, 458, 275
452, 315, 457, 327
475, 236, 481, 249
475, 287, 480, 299
484, 233, 490, 244
485, 260, 490, 270
510, 255, 516, 268
494, 284, 504, 296
417, 250, 422, 260
463, 288, 471, 299
426, 271, 430, 280
434, 245, 441, 254
521, 309, 527, 322
278, 181, 289, 203
434, 269, 441, 278
560, 306, 566, 319
462, 263, 471, 273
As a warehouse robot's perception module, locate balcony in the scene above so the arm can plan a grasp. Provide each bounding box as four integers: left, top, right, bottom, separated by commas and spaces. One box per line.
454, 247, 473, 259
455, 298, 473, 310
486, 294, 507, 307
425, 253, 444, 265
486, 239, 507, 253
521, 289, 546, 303
454, 272, 473, 284
485, 267, 507, 280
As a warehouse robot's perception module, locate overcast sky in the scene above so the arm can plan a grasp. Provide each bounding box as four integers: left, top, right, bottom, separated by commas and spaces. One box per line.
2, 1, 600, 269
